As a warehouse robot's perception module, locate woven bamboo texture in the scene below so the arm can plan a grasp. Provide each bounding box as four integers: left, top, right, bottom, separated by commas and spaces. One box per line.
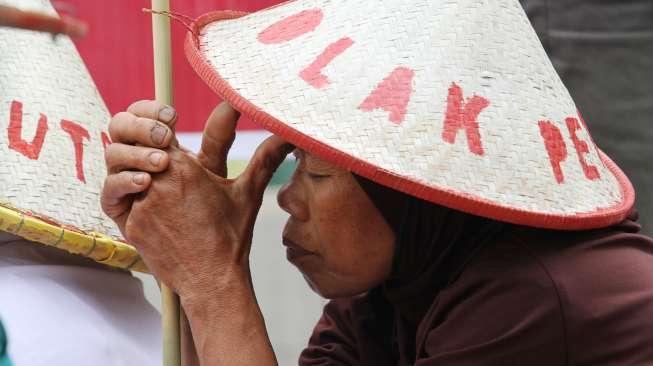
0, 0, 145, 271
186, 0, 634, 230
0, 203, 146, 271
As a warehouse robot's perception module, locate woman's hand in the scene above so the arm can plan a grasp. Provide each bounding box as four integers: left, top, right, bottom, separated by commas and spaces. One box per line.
126, 134, 291, 298
101, 100, 289, 365
101, 100, 291, 296
101, 99, 178, 234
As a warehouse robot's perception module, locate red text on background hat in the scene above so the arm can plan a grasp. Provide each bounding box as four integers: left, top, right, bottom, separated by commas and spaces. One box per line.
539, 118, 601, 183
442, 83, 489, 156
60, 120, 90, 183
7, 100, 105, 184
101, 132, 112, 150
8, 101, 48, 160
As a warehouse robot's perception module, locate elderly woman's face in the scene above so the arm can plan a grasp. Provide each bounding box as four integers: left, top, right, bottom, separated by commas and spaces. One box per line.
277, 150, 395, 298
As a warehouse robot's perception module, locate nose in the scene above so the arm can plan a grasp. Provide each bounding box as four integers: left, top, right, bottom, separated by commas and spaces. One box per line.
277, 176, 309, 221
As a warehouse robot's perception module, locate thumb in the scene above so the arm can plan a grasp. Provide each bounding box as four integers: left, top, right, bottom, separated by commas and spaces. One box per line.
196, 102, 240, 177
238, 136, 294, 197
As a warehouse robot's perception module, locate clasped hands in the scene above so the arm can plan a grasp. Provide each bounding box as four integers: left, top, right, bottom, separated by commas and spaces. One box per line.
101, 100, 292, 302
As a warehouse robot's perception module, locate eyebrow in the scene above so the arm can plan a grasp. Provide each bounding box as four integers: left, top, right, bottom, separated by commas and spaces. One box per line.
292, 149, 337, 172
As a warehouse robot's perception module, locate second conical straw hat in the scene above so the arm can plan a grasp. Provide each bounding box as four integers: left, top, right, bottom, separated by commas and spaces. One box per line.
0, 0, 145, 271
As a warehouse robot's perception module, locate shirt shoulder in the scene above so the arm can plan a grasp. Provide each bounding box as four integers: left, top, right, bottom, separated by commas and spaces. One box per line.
415, 235, 566, 365
514, 226, 653, 365
416, 226, 653, 365
299, 292, 395, 366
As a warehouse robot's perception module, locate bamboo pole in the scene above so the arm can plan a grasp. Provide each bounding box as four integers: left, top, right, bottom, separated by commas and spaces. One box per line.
150, 1, 181, 365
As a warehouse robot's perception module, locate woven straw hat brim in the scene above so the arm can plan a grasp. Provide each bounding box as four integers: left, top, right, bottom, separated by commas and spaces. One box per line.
0, 0, 145, 272
185, 7, 634, 231
0, 204, 147, 272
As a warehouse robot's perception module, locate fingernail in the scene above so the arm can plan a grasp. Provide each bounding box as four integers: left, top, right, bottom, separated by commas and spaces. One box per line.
149, 152, 163, 166
150, 124, 168, 146
132, 173, 146, 185
158, 106, 176, 123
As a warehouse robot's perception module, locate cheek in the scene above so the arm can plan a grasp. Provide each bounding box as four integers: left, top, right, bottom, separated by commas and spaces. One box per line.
307, 184, 395, 293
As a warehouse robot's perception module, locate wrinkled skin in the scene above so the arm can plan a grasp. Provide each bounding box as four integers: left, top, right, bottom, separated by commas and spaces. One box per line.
100, 100, 395, 365
102, 101, 290, 297
102, 100, 291, 365
278, 150, 395, 298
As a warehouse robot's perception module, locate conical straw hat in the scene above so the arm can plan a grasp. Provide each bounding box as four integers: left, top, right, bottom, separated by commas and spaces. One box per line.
0, 0, 145, 272
186, 0, 634, 230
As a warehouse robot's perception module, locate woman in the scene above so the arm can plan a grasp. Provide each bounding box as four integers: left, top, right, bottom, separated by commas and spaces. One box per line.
102, 100, 653, 365
101, 1, 653, 364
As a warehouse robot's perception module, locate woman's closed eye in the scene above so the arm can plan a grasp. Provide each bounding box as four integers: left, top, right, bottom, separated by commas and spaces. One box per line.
307, 172, 331, 179
291, 149, 341, 179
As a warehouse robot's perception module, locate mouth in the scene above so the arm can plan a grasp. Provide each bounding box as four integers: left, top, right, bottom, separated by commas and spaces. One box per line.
282, 237, 316, 262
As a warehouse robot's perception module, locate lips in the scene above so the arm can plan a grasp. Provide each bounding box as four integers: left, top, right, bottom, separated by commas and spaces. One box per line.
283, 237, 315, 262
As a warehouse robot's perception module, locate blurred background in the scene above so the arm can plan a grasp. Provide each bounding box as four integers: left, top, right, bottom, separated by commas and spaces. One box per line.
63, 1, 326, 364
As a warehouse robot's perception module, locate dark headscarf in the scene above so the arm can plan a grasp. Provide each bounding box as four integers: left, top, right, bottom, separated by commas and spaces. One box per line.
354, 175, 507, 364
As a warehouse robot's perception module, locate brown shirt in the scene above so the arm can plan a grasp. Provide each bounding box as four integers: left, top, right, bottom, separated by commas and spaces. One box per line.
300, 218, 653, 365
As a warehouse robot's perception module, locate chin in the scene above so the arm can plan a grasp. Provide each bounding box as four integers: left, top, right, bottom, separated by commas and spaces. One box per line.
302, 274, 371, 299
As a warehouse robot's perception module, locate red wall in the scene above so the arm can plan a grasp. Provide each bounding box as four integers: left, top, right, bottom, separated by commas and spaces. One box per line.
68, 0, 283, 132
